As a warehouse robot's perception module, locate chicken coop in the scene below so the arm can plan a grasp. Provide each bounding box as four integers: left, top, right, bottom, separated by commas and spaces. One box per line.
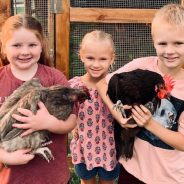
1, 0, 183, 78
0, 0, 184, 181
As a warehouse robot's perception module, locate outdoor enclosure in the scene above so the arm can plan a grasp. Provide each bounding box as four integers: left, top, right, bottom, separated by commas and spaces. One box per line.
1, 0, 183, 77
62, 0, 183, 78
1, 0, 184, 177
68, 0, 182, 78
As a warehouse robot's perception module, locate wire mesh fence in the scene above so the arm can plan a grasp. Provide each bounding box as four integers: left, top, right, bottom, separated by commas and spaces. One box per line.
70, 0, 181, 8
11, 0, 182, 78
69, 23, 155, 78
69, 0, 181, 78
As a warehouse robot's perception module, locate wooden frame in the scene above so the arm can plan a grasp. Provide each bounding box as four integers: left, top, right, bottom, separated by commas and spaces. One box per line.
55, 2, 157, 78
55, 0, 184, 78
55, 0, 70, 78
55, 1, 153, 77
70, 8, 156, 23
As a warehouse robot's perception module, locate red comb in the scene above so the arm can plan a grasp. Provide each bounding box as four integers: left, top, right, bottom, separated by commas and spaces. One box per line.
163, 75, 175, 93
156, 75, 175, 99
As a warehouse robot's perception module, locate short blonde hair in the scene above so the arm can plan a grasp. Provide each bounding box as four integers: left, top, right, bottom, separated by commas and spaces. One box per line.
152, 4, 184, 30
80, 30, 115, 54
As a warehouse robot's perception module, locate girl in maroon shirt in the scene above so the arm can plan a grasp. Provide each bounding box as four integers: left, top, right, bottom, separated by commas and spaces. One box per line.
0, 14, 76, 184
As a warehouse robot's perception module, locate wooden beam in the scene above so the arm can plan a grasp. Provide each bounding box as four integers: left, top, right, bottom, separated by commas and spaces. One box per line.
70, 8, 157, 23
55, 0, 70, 78
48, 4, 54, 62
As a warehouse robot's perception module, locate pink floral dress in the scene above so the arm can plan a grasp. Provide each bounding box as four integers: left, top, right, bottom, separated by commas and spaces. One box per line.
69, 76, 117, 171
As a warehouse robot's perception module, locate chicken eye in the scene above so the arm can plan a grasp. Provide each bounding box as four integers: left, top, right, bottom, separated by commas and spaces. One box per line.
159, 84, 165, 90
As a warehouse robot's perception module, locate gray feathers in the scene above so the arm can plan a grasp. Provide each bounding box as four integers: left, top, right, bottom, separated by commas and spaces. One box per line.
0, 78, 90, 162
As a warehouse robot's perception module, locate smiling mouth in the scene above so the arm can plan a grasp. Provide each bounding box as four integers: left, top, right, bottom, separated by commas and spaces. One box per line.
91, 68, 101, 72
92, 70, 100, 72
18, 58, 32, 62
91, 70, 101, 74
164, 57, 178, 62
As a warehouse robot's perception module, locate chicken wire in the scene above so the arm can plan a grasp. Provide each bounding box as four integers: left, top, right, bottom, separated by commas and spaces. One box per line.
69, 0, 181, 78
12, 0, 55, 60
69, 23, 155, 78
70, 0, 181, 9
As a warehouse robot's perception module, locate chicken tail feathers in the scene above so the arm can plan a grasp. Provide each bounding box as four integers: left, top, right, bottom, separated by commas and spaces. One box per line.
122, 138, 135, 160
115, 135, 135, 160
1, 128, 24, 142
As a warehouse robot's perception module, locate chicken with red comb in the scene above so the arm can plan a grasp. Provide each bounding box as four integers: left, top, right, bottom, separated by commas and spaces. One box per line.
107, 69, 174, 160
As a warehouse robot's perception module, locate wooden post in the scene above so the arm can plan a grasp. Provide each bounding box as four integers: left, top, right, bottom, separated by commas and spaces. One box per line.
70, 8, 156, 23
55, 0, 70, 78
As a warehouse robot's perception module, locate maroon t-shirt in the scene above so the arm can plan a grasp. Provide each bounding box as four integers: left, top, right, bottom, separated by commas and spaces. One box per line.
0, 64, 70, 184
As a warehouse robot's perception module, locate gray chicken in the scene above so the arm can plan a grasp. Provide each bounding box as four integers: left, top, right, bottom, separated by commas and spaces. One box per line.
0, 78, 90, 162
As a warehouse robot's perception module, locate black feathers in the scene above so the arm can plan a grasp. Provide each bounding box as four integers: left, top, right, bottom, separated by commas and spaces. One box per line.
107, 69, 165, 159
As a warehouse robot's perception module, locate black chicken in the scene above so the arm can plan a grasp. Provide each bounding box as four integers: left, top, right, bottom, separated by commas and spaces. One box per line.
107, 69, 173, 160
0, 78, 90, 162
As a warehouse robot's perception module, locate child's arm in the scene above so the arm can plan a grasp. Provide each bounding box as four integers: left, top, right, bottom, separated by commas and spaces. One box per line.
12, 102, 77, 136
0, 148, 34, 165
132, 105, 184, 151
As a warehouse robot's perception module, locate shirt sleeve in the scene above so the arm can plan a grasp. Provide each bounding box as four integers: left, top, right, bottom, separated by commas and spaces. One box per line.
51, 68, 69, 87
106, 57, 156, 83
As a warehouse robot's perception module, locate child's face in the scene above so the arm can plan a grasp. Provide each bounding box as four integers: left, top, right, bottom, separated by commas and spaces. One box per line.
3, 27, 42, 70
152, 21, 184, 72
80, 39, 114, 80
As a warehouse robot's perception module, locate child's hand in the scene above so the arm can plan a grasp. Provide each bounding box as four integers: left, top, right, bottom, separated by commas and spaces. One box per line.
112, 104, 137, 128
2, 149, 34, 165
132, 105, 152, 127
12, 101, 57, 136
72, 128, 79, 140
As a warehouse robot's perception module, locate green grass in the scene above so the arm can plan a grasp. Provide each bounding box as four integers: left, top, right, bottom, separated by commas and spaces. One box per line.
70, 169, 80, 184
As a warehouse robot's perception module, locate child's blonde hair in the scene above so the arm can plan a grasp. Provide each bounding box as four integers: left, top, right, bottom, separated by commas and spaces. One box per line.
80, 30, 115, 54
0, 14, 53, 66
152, 4, 184, 35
